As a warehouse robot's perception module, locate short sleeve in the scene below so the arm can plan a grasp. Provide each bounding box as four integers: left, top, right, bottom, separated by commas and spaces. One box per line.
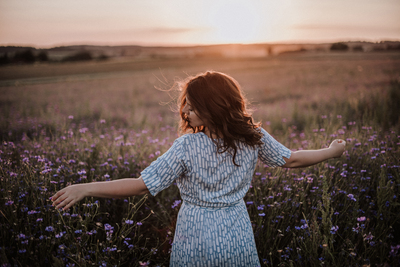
258, 128, 291, 167
141, 137, 186, 196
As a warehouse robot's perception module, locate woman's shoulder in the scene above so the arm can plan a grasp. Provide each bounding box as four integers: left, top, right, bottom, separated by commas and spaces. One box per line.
176, 132, 208, 144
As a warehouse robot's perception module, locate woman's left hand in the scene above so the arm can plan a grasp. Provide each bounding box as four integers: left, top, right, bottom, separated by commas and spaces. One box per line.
329, 139, 346, 158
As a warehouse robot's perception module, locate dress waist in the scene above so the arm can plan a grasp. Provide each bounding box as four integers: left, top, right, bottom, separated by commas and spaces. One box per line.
182, 199, 244, 211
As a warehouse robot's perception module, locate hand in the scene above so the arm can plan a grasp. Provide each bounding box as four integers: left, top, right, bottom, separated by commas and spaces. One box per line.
51, 184, 87, 211
329, 139, 346, 158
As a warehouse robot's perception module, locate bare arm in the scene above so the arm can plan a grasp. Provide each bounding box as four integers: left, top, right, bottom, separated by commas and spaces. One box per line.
282, 139, 346, 168
51, 176, 149, 211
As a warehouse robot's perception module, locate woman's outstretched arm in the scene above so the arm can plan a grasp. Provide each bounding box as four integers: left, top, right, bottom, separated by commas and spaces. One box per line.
51, 177, 149, 211
282, 139, 346, 168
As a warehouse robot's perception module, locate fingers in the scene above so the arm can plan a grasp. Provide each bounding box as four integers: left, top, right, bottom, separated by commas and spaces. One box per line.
55, 195, 75, 211
51, 189, 72, 210
62, 199, 75, 211
53, 195, 69, 210
50, 191, 63, 203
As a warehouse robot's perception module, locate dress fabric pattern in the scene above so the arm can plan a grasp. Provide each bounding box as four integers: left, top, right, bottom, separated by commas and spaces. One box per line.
141, 128, 291, 267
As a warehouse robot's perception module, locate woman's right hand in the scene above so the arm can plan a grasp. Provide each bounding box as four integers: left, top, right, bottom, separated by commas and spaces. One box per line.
51, 184, 88, 211
329, 139, 346, 158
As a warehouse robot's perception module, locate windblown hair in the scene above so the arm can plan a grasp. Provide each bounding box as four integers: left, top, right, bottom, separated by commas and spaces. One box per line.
178, 71, 263, 166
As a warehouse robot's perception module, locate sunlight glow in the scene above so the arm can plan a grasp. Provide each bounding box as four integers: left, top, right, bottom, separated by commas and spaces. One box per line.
207, 0, 262, 44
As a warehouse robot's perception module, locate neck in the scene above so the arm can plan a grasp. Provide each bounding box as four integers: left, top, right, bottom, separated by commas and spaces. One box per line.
204, 127, 220, 139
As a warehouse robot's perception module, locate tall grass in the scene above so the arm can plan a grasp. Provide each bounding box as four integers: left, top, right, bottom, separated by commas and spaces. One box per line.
1, 54, 399, 266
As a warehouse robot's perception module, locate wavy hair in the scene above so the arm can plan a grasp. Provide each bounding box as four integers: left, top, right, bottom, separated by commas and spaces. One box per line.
178, 71, 263, 166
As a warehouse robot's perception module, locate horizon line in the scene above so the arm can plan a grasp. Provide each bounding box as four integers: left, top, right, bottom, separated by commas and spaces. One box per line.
2, 38, 400, 50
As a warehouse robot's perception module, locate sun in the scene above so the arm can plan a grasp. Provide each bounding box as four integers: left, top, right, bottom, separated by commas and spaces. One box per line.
207, 0, 261, 44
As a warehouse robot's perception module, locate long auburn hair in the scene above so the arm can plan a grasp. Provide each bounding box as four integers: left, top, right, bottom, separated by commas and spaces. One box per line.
178, 71, 263, 166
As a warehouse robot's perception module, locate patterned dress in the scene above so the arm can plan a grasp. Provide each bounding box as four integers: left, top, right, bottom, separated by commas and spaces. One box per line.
141, 128, 291, 267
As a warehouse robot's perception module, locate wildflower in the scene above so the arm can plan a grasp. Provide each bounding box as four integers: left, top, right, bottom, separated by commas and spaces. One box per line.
300, 224, 308, 229
352, 223, 360, 233
17, 233, 26, 239
45, 226, 54, 232
104, 224, 114, 231
171, 200, 182, 208
100, 119, 106, 124
125, 220, 134, 224
390, 245, 400, 257
79, 127, 89, 133
137, 222, 143, 226
363, 232, 374, 242
357, 216, 366, 222
55, 232, 64, 238
68, 115, 74, 119
258, 213, 266, 217
330, 225, 339, 234
347, 194, 357, 201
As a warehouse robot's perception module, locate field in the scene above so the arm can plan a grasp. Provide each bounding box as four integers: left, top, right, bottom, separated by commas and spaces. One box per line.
1, 51, 400, 266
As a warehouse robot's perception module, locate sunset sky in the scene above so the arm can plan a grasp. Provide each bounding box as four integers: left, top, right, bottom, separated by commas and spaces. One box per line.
1, 0, 399, 48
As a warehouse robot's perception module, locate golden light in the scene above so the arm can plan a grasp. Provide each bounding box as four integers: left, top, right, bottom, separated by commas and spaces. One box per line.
207, 0, 261, 44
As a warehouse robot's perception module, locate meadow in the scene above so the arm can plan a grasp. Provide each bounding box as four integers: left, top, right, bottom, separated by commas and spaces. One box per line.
1, 51, 400, 266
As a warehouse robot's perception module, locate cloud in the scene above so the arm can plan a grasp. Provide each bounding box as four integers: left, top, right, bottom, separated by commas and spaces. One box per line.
144, 27, 200, 34
293, 24, 400, 32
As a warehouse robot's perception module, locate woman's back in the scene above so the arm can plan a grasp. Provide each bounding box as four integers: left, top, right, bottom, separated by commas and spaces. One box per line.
141, 128, 290, 208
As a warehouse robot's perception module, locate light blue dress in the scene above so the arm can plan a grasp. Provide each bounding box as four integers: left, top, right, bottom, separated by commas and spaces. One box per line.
141, 128, 291, 267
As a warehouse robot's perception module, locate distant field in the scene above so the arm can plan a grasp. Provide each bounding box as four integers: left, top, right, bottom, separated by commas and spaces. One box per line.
1, 51, 399, 135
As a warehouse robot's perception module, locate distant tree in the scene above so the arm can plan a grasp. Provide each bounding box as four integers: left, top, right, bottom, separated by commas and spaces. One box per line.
14, 49, 36, 63
0, 53, 10, 65
62, 51, 93, 62
352, 45, 363, 52
330, 42, 349, 51
387, 44, 400, 50
372, 46, 385, 51
37, 51, 49, 61
97, 54, 109, 61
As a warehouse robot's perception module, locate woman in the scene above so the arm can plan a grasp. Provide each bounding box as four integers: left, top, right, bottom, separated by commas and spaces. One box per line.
52, 71, 346, 266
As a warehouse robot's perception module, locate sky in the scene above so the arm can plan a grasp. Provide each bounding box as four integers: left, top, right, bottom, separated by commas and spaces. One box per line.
1, 0, 399, 48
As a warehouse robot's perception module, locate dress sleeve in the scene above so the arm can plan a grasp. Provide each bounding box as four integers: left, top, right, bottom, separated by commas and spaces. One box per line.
141, 137, 186, 196
258, 127, 291, 167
